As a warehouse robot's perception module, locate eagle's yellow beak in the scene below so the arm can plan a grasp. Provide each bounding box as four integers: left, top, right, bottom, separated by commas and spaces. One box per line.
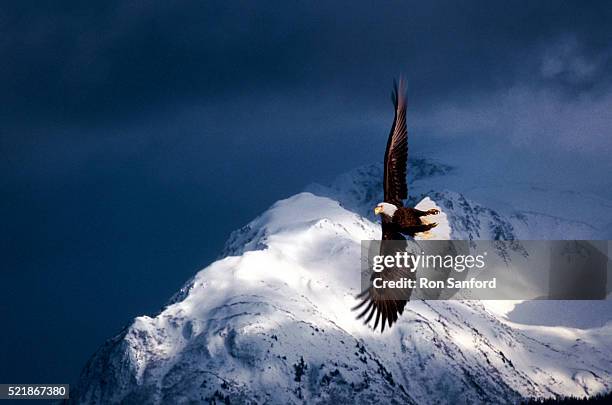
374, 206, 383, 215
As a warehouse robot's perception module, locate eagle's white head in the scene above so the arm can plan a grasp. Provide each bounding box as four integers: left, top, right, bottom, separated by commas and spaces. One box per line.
373, 202, 398, 217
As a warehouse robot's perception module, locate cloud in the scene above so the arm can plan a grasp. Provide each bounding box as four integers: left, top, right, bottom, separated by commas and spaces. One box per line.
540, 35, 612, 84
415, 87, 612, 153
2, 1, 611, 129
413, 38, 612, 158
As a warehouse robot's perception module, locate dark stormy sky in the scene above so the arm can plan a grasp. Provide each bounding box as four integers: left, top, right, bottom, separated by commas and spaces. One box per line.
2, 1, 611, 385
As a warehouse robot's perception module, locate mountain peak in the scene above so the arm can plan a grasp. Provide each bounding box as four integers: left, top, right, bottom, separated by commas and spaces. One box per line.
71, 160, 612, 404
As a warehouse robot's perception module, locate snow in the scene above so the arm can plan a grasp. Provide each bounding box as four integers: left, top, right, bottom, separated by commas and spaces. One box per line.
72, 158, 612, 404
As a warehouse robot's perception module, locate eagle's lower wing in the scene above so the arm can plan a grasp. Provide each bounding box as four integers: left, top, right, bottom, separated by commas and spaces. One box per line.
383, 78, 408, 207
353, 223, 414, 332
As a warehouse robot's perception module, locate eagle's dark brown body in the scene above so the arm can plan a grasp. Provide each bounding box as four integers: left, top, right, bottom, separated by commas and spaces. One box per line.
383, 207, 438, 238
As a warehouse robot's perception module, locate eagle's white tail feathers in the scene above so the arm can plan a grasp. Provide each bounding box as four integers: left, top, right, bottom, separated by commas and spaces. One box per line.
414, 197, 451, 240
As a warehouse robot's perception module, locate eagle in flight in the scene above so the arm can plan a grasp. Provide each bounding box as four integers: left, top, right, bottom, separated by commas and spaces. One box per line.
353, 79, 440, 332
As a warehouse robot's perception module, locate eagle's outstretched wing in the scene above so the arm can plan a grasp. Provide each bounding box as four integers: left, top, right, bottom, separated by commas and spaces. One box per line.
383, 78, 408, 207
354, 80, 412, 332
354, 227, 413, 332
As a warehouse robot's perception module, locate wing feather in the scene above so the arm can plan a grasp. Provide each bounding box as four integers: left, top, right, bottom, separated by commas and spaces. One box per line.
383, 78, 408, 207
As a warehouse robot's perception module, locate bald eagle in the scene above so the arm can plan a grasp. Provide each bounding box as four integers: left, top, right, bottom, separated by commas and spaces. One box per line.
353, 79, 439, 332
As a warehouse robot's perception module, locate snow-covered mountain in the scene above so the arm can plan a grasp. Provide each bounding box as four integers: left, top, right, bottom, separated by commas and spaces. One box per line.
71, 158, 612, 404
